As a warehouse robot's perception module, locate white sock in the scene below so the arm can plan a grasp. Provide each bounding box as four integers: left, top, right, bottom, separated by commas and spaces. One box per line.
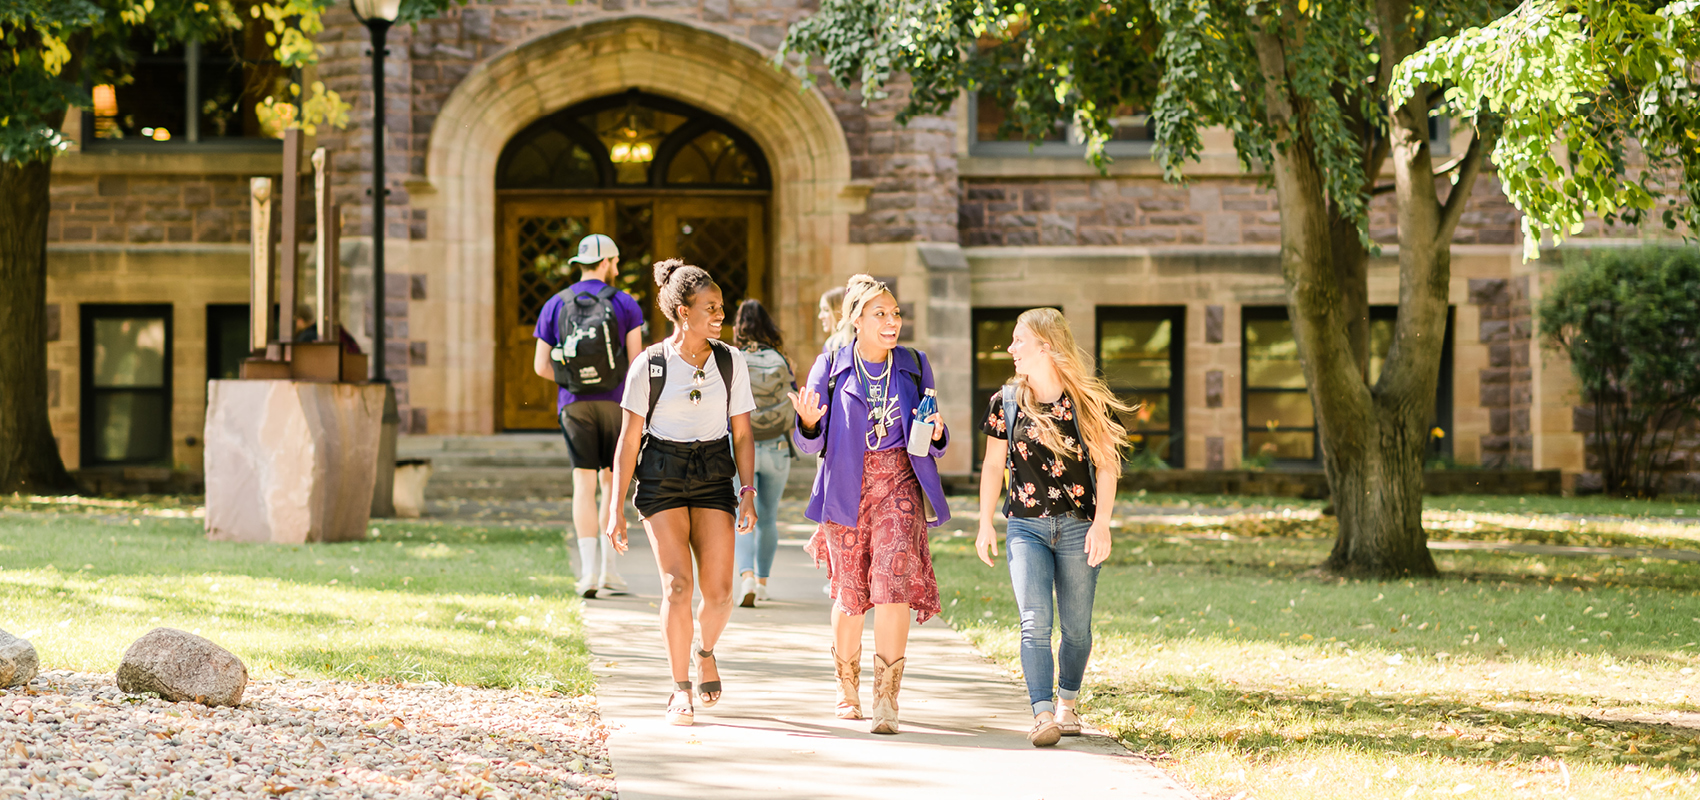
577, 537, 600, 582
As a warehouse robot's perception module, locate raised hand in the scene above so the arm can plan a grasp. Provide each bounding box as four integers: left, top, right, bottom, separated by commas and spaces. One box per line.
788, 386, 828, 430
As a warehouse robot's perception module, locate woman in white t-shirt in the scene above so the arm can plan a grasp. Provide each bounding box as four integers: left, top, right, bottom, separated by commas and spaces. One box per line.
605, 259, 758, 726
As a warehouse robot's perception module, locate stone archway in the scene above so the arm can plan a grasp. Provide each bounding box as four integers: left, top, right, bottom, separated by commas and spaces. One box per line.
417, 16, 853, 434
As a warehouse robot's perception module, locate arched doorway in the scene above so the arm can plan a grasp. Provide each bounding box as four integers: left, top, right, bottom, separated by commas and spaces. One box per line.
494, 90, 771, 430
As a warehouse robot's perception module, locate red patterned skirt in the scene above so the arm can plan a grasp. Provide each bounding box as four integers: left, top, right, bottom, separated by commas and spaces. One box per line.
805, 448, 941, 624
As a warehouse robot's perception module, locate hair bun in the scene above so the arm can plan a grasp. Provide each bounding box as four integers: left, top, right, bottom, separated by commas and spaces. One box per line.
846, 274, 881, 291
653, 258, 685, 288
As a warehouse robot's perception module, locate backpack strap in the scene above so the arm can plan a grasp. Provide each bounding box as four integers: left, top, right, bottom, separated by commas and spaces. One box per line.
552, 288, 575, 347
644, 344, 667, 438
594, 284, 619, 303
1001, 384, 1018, 518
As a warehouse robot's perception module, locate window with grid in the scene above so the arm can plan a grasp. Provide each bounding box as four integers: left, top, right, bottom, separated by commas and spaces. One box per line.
1242, 306, 1454, 465
1097, 307, 1184, 467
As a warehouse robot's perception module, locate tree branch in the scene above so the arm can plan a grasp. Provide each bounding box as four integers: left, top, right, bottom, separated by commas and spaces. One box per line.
1436, 118, 1501, 244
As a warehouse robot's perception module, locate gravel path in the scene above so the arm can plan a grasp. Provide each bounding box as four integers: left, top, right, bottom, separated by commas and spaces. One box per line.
1, 671, 616, 800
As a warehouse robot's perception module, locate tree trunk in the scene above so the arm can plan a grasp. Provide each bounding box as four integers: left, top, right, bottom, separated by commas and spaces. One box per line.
0, 156, 78, 494
1250, 4, 1499, 577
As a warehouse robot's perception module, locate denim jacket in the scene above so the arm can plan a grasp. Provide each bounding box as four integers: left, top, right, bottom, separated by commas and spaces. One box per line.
793, 344, 951, 528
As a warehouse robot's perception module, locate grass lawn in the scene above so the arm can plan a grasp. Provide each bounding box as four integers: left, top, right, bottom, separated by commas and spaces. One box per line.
931, 525, 1700, 799
0, 498, 591, 692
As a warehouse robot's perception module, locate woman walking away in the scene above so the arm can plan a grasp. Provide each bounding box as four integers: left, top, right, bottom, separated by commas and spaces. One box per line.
818, 285, 851, 354
975, 307, 1132, 747
732, 299, 796, 607
605, 259, 759, 726
789, 274, 948, 735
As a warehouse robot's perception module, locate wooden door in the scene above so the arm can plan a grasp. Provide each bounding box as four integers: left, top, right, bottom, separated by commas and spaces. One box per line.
497, 199, 609, 430
654, 198, 767, 339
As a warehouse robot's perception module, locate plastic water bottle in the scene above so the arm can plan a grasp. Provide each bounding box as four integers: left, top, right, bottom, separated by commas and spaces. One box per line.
908, 388, 938, 457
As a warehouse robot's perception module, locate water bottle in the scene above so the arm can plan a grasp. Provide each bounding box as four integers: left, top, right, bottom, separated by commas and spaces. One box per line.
908, 388, 938, 457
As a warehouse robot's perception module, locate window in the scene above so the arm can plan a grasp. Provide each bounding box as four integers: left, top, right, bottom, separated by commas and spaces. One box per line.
82, 306, 172, 466
1242, 306, 1454, 465
206, 304, 251, 382
498, 91, 771, 190
969, 93, 1154, 158
1097, 307, 1184, 467
85, 26, 286, 148
972, 307, 1067, 464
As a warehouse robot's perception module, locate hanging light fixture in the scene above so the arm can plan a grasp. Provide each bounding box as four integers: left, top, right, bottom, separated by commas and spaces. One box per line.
601, 95, 656, 164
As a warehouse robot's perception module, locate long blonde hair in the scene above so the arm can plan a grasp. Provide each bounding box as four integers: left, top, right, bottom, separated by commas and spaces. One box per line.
1009, 308, 1136, 477
834, 274, 895, 345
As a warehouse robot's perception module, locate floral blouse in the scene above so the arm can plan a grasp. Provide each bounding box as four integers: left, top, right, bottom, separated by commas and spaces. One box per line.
981, 393, 1096, 519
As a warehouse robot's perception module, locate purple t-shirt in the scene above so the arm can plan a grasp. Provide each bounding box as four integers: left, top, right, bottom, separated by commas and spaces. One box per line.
534, 280, 644, 407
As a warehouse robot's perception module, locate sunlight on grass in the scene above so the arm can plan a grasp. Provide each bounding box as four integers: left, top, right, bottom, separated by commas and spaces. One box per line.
0, 510, 590, 691
932, 528, 1700, 799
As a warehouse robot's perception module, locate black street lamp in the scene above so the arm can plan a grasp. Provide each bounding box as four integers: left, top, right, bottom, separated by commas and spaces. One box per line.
352, 0, 403, 518
351, 0, 401, 382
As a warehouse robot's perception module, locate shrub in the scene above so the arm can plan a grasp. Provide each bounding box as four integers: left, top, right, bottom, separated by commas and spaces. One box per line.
1539, 246, 1700, 496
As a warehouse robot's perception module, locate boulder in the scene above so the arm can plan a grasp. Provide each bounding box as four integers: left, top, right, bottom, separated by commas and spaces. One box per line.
0, 630, 38, 687
116, 628, 248, 706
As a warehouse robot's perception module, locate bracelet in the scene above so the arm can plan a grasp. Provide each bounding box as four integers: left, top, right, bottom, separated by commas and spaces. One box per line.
738, 485, 757, 497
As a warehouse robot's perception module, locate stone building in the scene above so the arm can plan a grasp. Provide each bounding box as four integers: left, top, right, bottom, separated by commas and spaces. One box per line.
38, 3, 1687, 491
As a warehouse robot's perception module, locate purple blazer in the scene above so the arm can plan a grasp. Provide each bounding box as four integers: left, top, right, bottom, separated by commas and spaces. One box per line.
794, 344, 951, 529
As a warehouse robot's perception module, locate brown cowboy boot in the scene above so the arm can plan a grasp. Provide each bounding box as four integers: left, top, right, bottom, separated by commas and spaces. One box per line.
870, 654, 906, 734
832, 647, 863, 720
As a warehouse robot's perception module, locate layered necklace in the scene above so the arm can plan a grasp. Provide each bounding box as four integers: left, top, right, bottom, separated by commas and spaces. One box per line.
856, 349, 900, 449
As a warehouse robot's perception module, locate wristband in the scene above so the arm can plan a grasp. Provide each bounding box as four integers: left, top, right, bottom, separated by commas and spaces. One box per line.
738, 485, 757, 497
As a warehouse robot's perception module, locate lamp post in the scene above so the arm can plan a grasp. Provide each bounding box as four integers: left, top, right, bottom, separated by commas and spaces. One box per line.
351, 0, 402, 518
350, 0, 400, 381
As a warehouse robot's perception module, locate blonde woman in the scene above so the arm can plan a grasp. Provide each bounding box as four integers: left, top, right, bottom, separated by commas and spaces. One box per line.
818, 285, 851, 354
790, 275, 947, 734
975, 308, 1132, 747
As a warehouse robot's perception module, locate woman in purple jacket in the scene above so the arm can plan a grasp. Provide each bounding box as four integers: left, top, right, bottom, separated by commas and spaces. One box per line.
788, 274, 948, 735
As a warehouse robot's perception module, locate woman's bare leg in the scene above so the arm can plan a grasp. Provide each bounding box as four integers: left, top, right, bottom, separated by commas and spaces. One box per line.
833, 607, 867, 659
689, 507, 737, 688
644, 508, 696, 684
872, 603, 911, 663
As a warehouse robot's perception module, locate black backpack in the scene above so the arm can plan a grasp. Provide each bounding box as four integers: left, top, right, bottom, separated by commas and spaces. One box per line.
643, 340, 735, 440
549, 285, 628, 394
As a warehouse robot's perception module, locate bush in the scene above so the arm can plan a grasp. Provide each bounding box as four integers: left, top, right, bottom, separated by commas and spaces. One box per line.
1540, 246, 1700, 496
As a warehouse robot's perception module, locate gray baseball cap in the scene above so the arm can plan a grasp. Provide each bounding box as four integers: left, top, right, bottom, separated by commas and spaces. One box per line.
567, 233, 619, 265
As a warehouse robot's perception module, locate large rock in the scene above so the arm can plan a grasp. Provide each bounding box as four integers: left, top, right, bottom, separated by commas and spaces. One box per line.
0, 630, 38, 687
117, 628, 248, 706
204, 380, 387, 543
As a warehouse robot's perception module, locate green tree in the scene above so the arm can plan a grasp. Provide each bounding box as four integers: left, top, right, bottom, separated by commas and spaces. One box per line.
1538, 247, 1700, 497
1391, 1, 1700, 256
0, 0, 460, 494
782, 0, 1516, 576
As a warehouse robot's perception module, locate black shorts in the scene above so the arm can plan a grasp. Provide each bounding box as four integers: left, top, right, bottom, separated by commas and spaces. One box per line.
633, 436, 738, 518
558, 400, 623, 471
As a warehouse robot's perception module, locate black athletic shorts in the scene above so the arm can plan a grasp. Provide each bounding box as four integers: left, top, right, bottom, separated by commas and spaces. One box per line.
633, 436, 738, 518
558, 400, 623, 471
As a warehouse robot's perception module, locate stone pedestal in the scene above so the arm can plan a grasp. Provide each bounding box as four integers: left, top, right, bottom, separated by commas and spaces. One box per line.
204, 380, 387, 543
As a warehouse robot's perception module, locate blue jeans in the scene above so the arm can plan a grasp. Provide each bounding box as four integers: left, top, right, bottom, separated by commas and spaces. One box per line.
736, 437, 792, 578
1006, 515, 1101, 716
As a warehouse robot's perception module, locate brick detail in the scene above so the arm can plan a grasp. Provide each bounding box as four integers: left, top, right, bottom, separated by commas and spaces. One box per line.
1469, 277, 1532, 468
48, 175, 254, 245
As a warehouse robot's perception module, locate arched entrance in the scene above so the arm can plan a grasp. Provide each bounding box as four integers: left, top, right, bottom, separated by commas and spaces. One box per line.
495, 90, 771, 430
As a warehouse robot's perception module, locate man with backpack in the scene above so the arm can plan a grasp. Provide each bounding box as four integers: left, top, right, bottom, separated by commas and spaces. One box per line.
532, 233, 645, 598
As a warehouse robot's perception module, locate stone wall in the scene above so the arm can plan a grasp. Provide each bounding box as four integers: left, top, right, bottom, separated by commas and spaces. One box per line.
959, 173, 1525, 248
47, 175, 255, 245
1469, 276, 1533, 469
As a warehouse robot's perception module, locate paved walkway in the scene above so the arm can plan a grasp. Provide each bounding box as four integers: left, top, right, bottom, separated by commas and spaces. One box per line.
581, 528, 1194, 800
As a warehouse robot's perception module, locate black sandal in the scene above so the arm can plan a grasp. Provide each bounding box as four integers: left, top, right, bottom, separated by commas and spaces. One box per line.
695, 646, 722, 708
666, 681, 694, 726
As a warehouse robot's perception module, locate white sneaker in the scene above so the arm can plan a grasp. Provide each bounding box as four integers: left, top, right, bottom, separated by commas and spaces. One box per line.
821, 581, 832, 597
755, 583, 770, 602
576, 576, 599, 599
739, 576, 758, 608
600, 571, 628, 595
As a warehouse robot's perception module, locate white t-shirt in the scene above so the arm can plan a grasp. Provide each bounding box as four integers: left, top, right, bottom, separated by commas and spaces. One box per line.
620, 341, 757, 442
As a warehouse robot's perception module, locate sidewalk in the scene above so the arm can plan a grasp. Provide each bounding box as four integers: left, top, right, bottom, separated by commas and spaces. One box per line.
582, 525, 1194, 800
